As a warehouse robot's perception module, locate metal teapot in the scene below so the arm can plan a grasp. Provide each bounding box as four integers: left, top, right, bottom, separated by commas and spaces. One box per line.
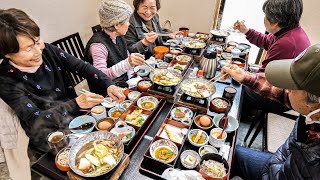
199, 49, 218, 79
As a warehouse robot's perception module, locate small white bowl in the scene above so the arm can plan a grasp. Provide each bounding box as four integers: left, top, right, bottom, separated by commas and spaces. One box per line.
209, 128, 227, 148
108, 107, 125, 119
187, 129, 209, 147
198, 145, 218, 157
180, 150, 201, 169
120, 100, 133, 110
137, 96, 159, 111
150, 139, 178, 164
128, 91, 141, 101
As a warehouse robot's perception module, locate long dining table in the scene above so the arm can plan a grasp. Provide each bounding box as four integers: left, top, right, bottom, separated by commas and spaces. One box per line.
31, 61, 244, 180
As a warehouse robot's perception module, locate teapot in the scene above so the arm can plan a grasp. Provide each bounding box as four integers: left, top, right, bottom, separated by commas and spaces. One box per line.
199, 50, 218, 79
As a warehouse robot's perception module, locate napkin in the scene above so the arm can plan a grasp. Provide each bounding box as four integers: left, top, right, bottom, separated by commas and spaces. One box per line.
126, 76, 143, 89
161, 168, 205, 180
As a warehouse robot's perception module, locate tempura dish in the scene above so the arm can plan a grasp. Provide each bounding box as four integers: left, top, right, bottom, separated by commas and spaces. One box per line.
69, 131, 124, 177
125, 109, 147, 127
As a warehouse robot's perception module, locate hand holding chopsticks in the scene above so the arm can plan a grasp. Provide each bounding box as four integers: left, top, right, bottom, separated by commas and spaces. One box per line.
207, 73, 228, 84
144, 61, 156, 72
76, 89, 105, 109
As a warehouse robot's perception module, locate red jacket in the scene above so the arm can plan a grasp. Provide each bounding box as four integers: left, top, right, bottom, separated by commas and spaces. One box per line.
245, 26, 310, 72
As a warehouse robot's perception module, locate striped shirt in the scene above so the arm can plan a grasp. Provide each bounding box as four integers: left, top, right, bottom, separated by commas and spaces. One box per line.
242, 72, 291, 108
89, 31, 133, 79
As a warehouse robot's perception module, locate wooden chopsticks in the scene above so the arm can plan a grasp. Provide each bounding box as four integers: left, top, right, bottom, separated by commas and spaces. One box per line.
79, 89, 113, 104
144, 62, 156, 72
207, 73, 228, 83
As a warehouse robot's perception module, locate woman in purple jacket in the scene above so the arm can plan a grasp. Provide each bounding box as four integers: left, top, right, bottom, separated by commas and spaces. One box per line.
234, 0, 311, 114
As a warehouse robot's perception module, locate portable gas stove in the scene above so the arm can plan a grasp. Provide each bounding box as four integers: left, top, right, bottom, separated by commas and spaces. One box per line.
177, 93, 209, 114
147, 83, 177, 103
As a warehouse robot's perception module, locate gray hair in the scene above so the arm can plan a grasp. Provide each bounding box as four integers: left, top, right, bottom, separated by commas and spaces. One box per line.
102, 19, 127, 32
307, 92, 320, 104
262, 0, 303, 28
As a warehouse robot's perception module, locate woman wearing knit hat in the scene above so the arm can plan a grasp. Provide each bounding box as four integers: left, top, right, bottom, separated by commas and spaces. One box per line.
125, 0, 183, 59
84, 0, 145, 94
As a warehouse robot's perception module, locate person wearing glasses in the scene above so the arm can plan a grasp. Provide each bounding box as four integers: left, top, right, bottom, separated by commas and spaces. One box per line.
0, 8, 125, 153
125, 0, 182, 59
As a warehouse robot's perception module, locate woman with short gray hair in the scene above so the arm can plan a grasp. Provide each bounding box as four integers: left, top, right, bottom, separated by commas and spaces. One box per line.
233, 0, 311, 117
84, 0, 145, 94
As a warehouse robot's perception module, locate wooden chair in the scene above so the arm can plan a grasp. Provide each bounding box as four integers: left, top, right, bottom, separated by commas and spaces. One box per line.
91, 25, 102, 33
244, 110, 298, 150
51, 33, 85, 87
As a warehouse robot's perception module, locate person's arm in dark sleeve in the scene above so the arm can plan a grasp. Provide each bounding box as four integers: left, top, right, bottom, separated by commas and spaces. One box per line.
125, 23, 149, 54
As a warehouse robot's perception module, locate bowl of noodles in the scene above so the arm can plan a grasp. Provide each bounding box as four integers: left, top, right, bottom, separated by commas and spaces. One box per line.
55, 147, 71, 172
198, 153, 229, 180
69, 131, 124, 177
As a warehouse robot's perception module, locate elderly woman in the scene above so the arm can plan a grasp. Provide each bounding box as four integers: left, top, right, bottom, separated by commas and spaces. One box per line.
84, 0, 145, 92
234, 0, 310, 114
125, 0, 182, 59
0, 8, 125, 152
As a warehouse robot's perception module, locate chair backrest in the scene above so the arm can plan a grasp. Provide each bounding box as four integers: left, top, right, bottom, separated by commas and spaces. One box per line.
51, 32, 85, 87
91, 25, 102, 33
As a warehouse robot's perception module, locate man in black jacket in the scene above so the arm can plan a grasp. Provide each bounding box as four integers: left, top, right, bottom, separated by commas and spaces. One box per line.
222, 44, 320, 179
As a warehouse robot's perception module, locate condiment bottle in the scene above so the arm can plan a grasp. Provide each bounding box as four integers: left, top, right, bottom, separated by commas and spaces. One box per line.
198, 69, 204, 78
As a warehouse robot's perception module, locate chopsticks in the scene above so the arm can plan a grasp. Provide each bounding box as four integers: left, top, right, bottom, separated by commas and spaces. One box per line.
79, 89, 113, 104
220, 20, 246, 32
144, 62, 156, 72
207, 73, 228, 83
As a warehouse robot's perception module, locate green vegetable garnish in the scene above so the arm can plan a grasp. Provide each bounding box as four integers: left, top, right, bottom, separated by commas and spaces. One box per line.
175, 108, 182, 113
126, 132, 133, 139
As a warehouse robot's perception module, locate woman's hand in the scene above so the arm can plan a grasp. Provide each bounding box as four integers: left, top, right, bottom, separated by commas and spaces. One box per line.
128, 53, 145, 67
233, 20, 249, 34
76, 92, 104, 109
221, 64, 246, 83
107, 85, 126, 102
142, 32, 158, 46
168, 31, 184, 39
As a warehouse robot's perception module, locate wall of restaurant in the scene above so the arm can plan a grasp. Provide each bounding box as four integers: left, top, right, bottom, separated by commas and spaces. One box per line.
123, 0, 218, 34
300, 0, 320, 45
1, 0, 101, 44
2, 0, 319, 47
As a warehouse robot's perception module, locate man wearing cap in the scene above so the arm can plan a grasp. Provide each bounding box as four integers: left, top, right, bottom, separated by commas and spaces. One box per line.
84, 0, 145, 95
222, 44, 320, 179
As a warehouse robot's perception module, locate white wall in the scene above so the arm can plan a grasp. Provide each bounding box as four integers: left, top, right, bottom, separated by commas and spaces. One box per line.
124, 0, 218, 33
300, 0, 320, 45
1, 0, 101, 44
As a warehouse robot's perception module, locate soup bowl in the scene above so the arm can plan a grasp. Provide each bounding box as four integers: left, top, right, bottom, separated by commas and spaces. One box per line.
137, 96, 159, 111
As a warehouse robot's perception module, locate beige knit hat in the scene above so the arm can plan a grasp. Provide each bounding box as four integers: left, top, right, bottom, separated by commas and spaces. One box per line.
99, 0, 133, 29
